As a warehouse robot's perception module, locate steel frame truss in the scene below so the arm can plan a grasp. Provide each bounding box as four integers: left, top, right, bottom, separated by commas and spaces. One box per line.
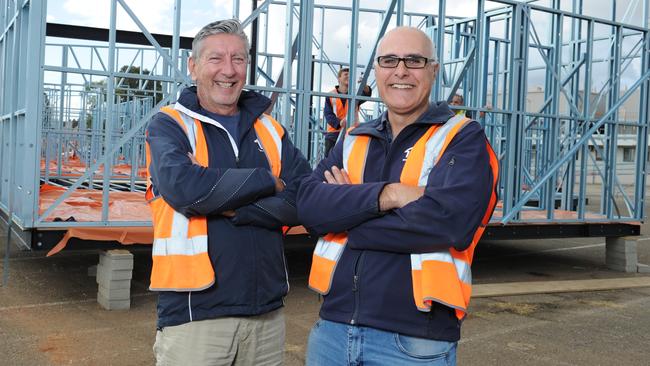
0, 0, 648, 244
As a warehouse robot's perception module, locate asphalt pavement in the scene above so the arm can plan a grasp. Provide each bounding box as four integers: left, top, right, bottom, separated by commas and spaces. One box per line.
1, 212, 649, 365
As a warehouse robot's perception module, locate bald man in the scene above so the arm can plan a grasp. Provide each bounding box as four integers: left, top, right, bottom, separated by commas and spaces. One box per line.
297, 27, 499, 365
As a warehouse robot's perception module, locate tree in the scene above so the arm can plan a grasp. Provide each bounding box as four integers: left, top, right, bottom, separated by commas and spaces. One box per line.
83, 65, 165, 129
115, 65, 164, 104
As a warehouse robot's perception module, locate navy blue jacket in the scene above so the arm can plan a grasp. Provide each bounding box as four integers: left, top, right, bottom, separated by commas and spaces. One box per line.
297, 102, 494, 341
147, 87, 311, 328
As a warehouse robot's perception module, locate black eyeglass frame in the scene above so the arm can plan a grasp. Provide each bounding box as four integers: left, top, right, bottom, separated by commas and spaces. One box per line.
375, 55, 437, 69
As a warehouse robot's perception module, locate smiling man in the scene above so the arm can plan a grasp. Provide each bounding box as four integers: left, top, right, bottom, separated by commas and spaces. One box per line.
146, 19, 311, 365
297, 27, 499, 365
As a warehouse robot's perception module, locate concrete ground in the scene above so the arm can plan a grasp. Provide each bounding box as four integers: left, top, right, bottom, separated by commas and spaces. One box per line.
1, 201, 650, 365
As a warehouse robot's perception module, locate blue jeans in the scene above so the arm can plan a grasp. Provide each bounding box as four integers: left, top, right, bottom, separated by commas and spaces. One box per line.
306, 319, 457, 366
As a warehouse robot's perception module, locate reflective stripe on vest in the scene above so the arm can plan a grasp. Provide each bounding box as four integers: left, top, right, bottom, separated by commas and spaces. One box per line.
307, 232, 348, 294
403, 115, 475, 316
307, 127, 369, 295
308, 114, 499, 320
342, 130, 370, 184
254, 114, 284, 177
147, 105, 213, 291
146, 105, 284, 291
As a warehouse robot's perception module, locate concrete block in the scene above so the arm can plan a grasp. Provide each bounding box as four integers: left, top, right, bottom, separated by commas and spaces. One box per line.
606, 260, 637, 273
97, 292, 130, 310
98, 284, 131, 300
605, 250, 637, 264
637, 263, 650, 273
87, 264, 97, 277
97, 275, 131, 290
605, 237, 638, 273
96, 264, 133, 281
99, 255, 134, 271
102, 249, 134, 259
607, 263, 638, 273
605, 242, 637, 255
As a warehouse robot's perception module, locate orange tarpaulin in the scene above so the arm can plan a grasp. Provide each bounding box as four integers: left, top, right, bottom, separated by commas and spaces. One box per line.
41, 157, 147, 179
42, 183, 623, 256
46, 226, 308, 257
39, 184, 151, 222
47, 227, 153, 257
39, 184, 308, 256
40, 184, 153, 256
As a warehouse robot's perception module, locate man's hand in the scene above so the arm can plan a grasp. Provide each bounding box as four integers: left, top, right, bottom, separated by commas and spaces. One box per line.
340, 118, 347, 130
221, 210, 236, 217
274, 176, 285, 193
323, 166, 351, 185
379, 183, 425, 211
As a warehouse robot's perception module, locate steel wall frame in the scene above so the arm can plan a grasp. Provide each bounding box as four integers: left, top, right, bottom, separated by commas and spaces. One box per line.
431, 0, 649, 224
0, 0, 648, 249
1, 0, 46, 246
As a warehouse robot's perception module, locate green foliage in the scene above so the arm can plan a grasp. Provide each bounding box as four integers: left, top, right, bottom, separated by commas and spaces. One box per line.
83, 65, 165, 129
115, 65, 164, 104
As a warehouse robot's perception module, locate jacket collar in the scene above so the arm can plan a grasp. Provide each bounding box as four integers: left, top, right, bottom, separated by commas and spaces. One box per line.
175, 86, 272, 133
350, 102, 456, 138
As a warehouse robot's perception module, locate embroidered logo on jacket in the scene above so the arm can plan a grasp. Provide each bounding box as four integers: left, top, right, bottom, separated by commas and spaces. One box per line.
402, 147, 413, 162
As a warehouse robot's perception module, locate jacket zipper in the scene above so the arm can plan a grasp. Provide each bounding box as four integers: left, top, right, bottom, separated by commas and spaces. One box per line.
379, 124, 410, 179
426, 308, 434, 338
378, 130, 391, 179
350, 252, 365, 325
281, 251, 290, 300
188, 292, 193, 322
250, 229, 257, 310
352, 130, 390, 324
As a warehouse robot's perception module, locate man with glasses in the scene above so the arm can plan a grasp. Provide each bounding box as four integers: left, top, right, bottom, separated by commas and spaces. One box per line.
298, 27, 498, 365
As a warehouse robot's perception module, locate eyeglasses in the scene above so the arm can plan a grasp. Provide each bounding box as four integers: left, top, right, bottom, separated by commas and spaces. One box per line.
376, 56, 436, 69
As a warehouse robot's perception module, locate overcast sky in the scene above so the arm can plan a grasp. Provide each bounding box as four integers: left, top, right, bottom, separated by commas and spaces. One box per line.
44, 0, 647, 92
46, 0, 648, 33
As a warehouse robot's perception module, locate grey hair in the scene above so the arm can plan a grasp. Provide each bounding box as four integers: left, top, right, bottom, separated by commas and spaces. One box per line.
191, 19, 250, 60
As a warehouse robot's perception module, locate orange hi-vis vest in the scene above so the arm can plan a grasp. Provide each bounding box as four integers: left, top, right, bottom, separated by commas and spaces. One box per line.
327, 89, 360, 133
146, 105, 284, 291
308, 114, 499, 320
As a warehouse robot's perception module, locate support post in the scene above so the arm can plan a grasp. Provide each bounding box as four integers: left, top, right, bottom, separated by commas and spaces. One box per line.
605, 236, 638, 273
96, 249, 133, 310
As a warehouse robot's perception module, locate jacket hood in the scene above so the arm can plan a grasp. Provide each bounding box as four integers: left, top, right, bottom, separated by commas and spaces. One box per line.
351, 101, 456, 136
176, 86, 273, 129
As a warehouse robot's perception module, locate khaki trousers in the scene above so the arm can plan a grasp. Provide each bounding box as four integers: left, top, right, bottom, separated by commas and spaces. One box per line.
153, 308, 285, 366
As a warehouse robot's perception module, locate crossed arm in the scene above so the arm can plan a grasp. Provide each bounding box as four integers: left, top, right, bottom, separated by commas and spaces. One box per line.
297, 123, 493, 253
147, 113, 311, 229
323, 166, 424, 212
